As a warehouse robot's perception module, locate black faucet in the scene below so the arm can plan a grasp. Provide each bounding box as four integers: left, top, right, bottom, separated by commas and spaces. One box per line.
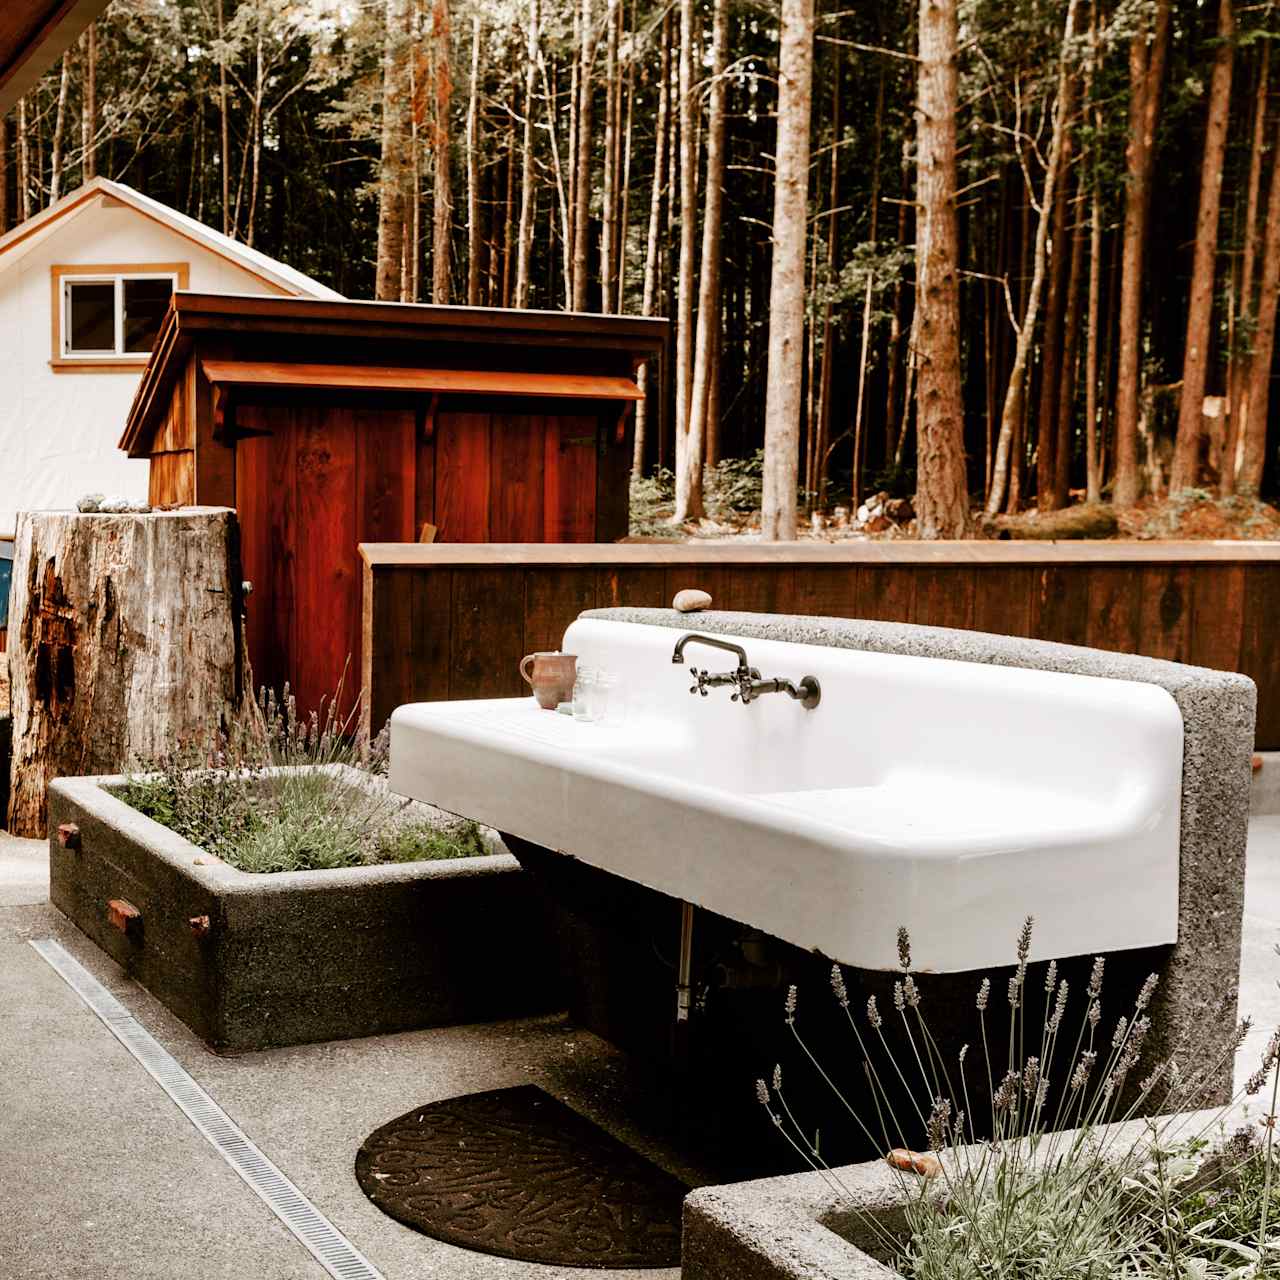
671, 633, 821, 709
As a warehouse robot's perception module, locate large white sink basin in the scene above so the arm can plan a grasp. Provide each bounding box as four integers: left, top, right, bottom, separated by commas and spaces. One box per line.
389, 618, 1183, 971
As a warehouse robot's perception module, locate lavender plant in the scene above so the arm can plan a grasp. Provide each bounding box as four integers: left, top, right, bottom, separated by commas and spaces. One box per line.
757, 923, 1280, 1279
116, 679, 487, 873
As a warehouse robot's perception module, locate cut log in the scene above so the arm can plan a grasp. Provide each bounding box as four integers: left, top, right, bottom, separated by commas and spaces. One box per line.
5, 508, 257, 837
985, 503, 1119, 541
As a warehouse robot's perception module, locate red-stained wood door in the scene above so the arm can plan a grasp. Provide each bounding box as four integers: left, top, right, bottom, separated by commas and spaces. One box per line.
236, 403, 416, 718
431, 408, 600, 542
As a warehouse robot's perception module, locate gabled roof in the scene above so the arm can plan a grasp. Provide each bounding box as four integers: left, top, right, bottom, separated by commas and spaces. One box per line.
0, 176, 343, 300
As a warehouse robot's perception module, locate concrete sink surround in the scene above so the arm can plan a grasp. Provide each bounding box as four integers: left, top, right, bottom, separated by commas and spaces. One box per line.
681, 1105, 1251, 1280
391, 618, 1184, 971
48, 767, 559, 1053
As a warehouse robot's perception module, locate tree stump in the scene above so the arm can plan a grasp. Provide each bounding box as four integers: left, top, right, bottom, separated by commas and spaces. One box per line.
5, 508, 257, 837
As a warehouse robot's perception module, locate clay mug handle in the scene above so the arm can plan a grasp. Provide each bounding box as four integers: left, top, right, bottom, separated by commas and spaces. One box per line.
519, 653, 538, 687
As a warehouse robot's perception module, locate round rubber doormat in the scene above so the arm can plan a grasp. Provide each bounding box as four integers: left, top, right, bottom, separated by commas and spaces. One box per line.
354, 1085, 687, 1268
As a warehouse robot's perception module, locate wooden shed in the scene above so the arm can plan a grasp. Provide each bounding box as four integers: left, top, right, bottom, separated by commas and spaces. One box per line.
119, 292, 668, 717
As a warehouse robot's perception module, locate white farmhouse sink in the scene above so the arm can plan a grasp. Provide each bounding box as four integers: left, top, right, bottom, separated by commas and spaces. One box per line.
389, 618, 1183, 971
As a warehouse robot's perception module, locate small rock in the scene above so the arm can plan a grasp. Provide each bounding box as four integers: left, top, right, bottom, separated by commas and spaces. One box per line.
673, 588, 712, 613
887, 1148, 942, 1178
810, 512, 825, 533
832, 506, 850, 530
885, 497, 915, 524
856, 503, 870, 524
866, 514, 893, 533
77, 493, 105, 512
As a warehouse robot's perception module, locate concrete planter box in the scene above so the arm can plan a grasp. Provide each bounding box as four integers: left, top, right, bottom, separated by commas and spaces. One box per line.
48, 769, 560, 1053
681, 1106, 1251, 1279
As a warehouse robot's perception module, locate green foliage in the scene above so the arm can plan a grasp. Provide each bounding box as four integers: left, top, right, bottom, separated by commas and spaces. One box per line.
760, 923, 1280, 1279
116, 683, 488, 874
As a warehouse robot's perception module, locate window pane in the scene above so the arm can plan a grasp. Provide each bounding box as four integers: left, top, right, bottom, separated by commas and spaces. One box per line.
66, 282, 116, 353
122, 277, 174, 354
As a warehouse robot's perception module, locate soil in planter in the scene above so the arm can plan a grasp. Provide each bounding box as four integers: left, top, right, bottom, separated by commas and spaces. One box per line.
114, 766, 489, 874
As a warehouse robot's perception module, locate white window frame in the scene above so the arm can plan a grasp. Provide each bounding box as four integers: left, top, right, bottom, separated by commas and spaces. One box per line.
59, 270, 180, 362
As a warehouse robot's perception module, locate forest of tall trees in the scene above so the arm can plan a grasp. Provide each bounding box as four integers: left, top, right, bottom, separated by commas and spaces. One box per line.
2, 0, 1279, 538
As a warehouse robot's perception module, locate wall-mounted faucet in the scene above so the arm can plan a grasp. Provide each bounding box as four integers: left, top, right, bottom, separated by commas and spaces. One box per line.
671, 633, 821, 709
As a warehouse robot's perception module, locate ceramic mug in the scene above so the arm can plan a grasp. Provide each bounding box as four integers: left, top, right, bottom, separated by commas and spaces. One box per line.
520, 651, 578, 710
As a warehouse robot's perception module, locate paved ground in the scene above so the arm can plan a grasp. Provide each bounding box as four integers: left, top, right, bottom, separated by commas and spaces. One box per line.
2, 813, 1280, 1280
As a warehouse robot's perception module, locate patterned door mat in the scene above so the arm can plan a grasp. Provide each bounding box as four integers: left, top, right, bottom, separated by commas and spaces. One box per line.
354, 1085, 688, 1268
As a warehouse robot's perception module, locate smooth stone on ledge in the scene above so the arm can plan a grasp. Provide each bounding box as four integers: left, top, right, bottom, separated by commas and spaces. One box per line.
581, 606, 1255, 1103
673, 589, 713, 613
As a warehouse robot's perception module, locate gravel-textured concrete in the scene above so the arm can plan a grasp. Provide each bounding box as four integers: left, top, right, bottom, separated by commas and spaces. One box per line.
0, 893, 711, 1278
3, 812, 1279, 1277
587, 608, 1257, 1100
1252, 751, 1280, 816
48, 770, 560, 1052
0, 831, 45, 906
681, 1103, 1260, 1280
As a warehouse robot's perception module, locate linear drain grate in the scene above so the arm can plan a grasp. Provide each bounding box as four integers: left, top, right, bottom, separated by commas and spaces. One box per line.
30, 938, 385, 1280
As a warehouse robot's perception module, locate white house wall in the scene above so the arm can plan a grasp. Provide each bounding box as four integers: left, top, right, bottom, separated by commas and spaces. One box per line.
0, 199, 284, 535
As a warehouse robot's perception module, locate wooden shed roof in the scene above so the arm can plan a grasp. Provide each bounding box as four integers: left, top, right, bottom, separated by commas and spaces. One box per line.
121, 292, 669, 457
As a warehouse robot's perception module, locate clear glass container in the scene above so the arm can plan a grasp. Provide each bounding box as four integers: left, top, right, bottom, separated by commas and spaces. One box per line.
593, 670, 620, 724
572, 665, 597, 721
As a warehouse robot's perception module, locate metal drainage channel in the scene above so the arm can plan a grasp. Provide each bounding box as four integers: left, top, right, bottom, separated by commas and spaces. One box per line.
30, 938, 384, 1280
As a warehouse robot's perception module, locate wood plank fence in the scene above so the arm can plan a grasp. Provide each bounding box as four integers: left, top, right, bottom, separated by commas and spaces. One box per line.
360, 541, 1280, 749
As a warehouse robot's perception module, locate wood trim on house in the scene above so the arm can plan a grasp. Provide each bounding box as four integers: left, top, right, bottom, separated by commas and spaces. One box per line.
49, 261, 190, 371
199, 360, 645, 401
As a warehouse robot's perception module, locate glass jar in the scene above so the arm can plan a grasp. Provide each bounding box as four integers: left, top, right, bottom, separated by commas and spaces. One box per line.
572, 665, 597, 721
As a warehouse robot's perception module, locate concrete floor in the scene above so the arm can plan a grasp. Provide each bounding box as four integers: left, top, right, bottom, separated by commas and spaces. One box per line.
3, 816, 1280, 1279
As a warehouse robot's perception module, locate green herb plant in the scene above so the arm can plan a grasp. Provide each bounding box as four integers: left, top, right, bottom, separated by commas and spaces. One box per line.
758, 924, 1280, 1279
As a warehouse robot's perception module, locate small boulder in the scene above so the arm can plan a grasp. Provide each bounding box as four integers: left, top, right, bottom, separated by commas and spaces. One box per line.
673, 588, 713, 613
884, 496, 915, 524
865, 514, 893, 534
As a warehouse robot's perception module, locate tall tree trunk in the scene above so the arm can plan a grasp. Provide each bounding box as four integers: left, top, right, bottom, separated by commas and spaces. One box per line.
672, 0, 701, 519
376, 0, 412, 301
17, 99, 30, 221
217, 0, 229, 233
514, 0, 539, 306
759, 0, 814, 540
466, 14, 482, 305
1054, 169, 1086, 507
1224, 49, 1270, 495
571, 0, 594, 310
634, 12, 671, 474
502, 117, 516, 306
1084, 3, 1103, 503
1239, 111, 1280, 495
616, 32, 635, 310
1112, 0, 1172, 506
684, 0, 729, 511
600, 0, 620, 312
914, 0, 970, 537
986, 3, 1079, 517
431, 0, 454, 304
0, 116, 8, 233
1036, 93, 1076, 511
1170, 0, 1235, 492
49, 54, 70, 202
81, 24, 97, 183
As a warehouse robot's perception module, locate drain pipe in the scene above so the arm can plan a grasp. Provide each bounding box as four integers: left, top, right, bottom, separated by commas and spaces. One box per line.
676, 900, 695, 1022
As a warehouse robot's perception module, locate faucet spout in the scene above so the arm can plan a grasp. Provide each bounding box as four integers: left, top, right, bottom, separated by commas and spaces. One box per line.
671, 633, 750, 669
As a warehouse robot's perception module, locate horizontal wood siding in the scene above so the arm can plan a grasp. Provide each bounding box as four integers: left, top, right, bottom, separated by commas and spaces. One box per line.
361, 545, 1280, 748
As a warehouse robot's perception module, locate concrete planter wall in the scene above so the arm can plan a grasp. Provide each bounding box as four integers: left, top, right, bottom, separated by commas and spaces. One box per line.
48, 770, 560, 1052
682, 1106, 1251, 1280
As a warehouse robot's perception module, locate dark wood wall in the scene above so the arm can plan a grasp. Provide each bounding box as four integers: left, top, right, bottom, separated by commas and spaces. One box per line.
360, 542, 1280, 747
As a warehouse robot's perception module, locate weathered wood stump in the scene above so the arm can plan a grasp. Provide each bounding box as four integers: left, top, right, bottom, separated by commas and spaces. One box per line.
5, 508, 257, 836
